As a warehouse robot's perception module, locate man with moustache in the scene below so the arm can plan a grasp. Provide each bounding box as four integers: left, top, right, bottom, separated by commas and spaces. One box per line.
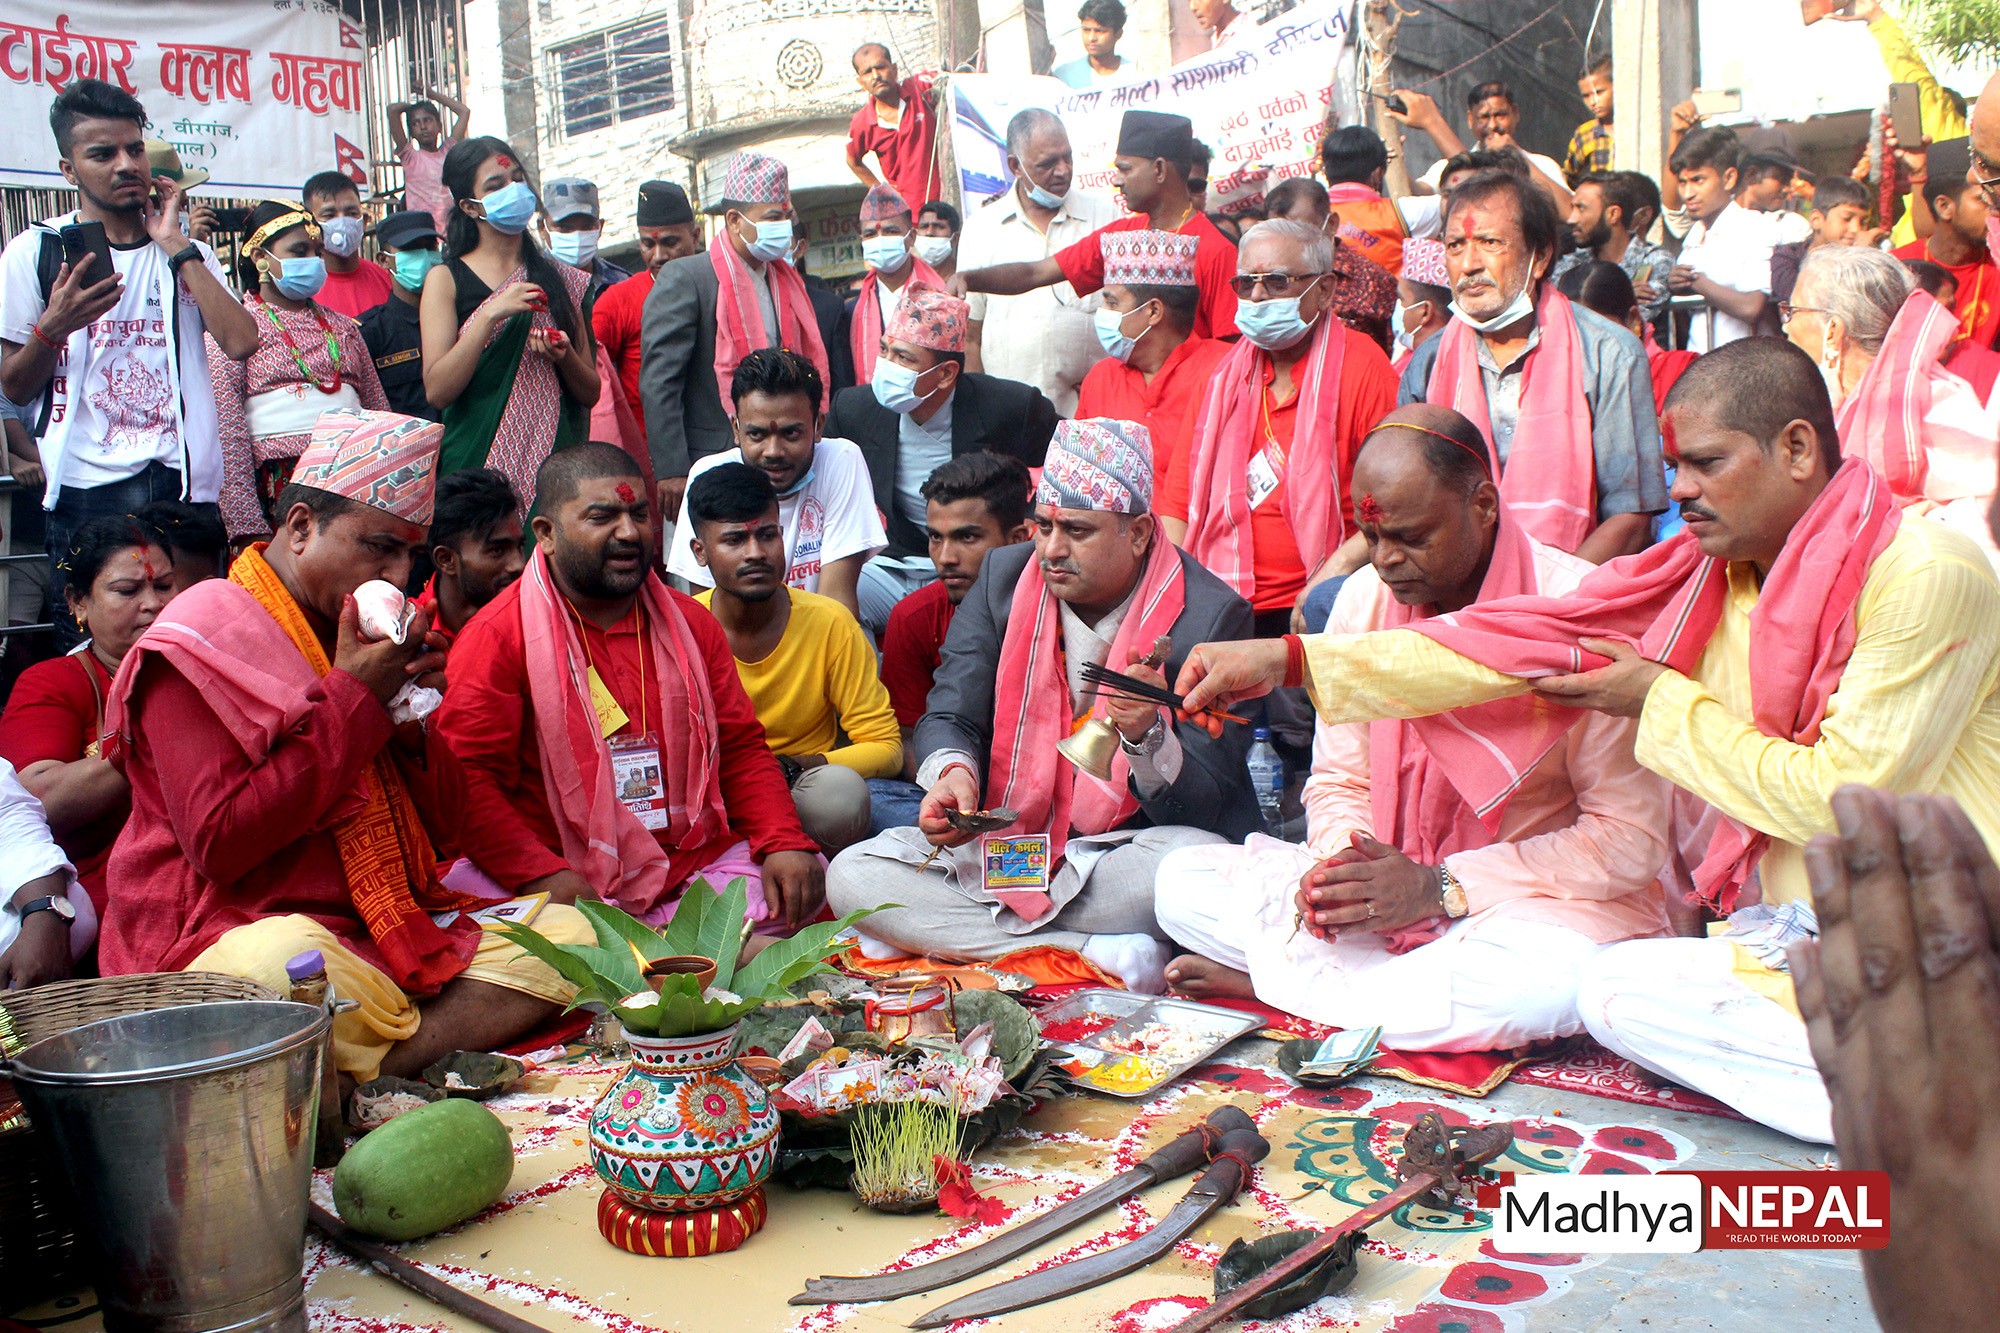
593, 181, 700, 442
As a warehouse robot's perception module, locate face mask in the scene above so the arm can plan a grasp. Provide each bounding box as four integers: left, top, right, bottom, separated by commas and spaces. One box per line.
1449, 277, 1535, 335
862, 234, 910, 274
913, 235, 955, 267
739, 216, 794, 264
548, 229, 599, 267
775, 462, 816, 498
319, 216, 363, 258
1093, 304, 1148, 362
391, 248, 440, 292
1234, 284, 1321, 351
264, 255, 327, 301
872, 357, 942, 414
1820, 337, 1845, 405
476, 180, 538, 234
1023, 178, 1066, 209
1393, 299, 1424, 351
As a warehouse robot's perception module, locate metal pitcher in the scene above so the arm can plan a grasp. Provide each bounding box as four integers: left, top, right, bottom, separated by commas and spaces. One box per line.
3, 999, 330, 1333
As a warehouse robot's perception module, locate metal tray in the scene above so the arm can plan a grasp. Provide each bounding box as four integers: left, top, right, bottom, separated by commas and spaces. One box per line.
1039, 988, 1260, 1098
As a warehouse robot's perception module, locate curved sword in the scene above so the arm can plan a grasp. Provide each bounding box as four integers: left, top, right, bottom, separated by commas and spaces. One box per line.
792, 1104, 1255, 1305
908, 1126, 1271, 1329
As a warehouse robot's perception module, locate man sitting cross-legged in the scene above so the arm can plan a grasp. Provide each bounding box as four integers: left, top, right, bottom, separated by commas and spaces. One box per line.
101, 408, 595, 1082
826, 419, 1256, 992
1154, 406, 1673, 1048
439, 443, 824, 929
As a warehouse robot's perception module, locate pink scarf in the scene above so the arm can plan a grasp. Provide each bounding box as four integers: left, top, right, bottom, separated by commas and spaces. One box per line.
985, 537, 1187, 920
518, 548, 731, 918
1401, 459, 1899, 912
589, 340, 657, 494
708, 241, 830, 415
1182, 315, 1351, 599
1429, 286, 1597, 551
847, 257, 945, 383
1835, 289, 1958, 503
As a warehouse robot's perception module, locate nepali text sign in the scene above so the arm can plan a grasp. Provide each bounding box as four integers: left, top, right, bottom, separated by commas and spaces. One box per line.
0, 0, 369, 196
951, 0, 1354, 214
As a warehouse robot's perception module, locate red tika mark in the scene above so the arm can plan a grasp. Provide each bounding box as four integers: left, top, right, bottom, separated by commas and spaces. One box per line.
1357, 493, 1384, 524
615, 482, 637, 504
494, 155, 512, 167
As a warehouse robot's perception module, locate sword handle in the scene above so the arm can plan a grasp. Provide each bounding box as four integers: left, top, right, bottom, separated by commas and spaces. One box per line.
1136, 1105, 1256, 1180
1185, 1127, 1271, 1203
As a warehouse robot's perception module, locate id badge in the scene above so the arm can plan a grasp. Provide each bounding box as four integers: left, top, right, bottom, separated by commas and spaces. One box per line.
609, 733, 668, 830
981, 833, 1051, 896
1245, 445, 1283, 510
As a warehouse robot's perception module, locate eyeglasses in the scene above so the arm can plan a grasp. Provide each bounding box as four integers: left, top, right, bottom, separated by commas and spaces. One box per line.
1230, 271, 1324, 299
1974, 149, 2000, 202
1777, 302, 1823, 324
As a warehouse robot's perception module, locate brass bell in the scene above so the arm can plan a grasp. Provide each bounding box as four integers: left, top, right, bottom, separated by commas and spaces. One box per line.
1057, 717, 1121, 781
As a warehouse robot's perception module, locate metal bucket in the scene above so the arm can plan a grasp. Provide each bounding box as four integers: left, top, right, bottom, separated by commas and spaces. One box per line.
2, 1000, 329, 1333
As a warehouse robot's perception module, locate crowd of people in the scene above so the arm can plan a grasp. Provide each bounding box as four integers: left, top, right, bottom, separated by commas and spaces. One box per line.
0, 13, 1998, 1233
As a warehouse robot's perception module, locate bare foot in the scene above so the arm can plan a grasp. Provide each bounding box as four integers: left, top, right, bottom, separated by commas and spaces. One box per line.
1164, 953, 1256, 999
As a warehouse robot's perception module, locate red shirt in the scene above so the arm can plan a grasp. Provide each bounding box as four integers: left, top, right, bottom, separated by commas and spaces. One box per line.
1643, 335, 1700, 413
1893, 238, 2000, 349
880, 579, 955, 727
1055, 212, 1241, 340
1946, 338, 2000, 401
592, 269, 655, 437
847, 75, 942, 218
438, 579, 814, 891
1157, 326, 1396, 612
0, 650, 117, 896
317, 260, 396, 320
1077, 336, 1232, 491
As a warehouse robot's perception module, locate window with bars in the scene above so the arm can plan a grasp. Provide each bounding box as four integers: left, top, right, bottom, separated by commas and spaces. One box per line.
552, 17, 676, 137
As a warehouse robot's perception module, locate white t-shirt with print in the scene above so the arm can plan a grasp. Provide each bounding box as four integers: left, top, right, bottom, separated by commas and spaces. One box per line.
667, 436, 888, 592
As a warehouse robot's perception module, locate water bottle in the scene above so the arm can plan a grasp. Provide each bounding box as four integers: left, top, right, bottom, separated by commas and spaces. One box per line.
1246, 727, 1286, 836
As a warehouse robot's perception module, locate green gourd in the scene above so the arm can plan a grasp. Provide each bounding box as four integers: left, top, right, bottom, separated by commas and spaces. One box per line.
332, 1097, 515, 1240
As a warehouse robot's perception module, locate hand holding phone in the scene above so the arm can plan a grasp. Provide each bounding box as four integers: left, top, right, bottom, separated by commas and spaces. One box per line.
1888, 82, 1924, 158
44, 222, 124, 341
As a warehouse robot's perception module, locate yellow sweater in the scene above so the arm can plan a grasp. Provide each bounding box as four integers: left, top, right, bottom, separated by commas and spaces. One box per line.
697, 588, 903, 778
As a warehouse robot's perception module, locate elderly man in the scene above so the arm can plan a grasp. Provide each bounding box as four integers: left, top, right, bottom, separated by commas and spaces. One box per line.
1403, 170, 1666, 564
1155, 407, 1672, 1047
641, 152, 830, 522
849, 185, 946, 384
1165, 220, 1398, 634
959, 109, 1121, 416
592, 181, 698, 440
827, 420, 1257, 991
1176, 338, 2000, 1142
827, 286, 1057, 634
961, 111, 1240, 341
102, 408, 594, 1081
439, 443, 825, 930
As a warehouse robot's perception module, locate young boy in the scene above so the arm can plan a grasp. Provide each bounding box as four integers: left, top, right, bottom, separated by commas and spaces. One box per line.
1565, 57, 1615, 185
1770, 175, 1873, 305
386, 90, 470, 232
1667, 126, 1772, 351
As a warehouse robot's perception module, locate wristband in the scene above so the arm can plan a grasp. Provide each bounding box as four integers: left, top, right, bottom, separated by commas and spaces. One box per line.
30, 323, 61, 351
1282, 634, 1307, 689
168, 244, 202, 274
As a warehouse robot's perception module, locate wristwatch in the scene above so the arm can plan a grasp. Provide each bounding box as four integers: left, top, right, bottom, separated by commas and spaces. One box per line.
14, 895, 76, 927
1437, 864, 1469, 918
167, 244, 202, 275
1119, 712, 1169, 758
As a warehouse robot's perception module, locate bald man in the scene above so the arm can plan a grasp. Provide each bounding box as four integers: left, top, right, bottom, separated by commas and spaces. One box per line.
1155, 407, 1673, 1049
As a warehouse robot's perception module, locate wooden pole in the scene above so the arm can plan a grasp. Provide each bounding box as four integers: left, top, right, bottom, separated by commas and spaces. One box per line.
1363, 0, 1415, 198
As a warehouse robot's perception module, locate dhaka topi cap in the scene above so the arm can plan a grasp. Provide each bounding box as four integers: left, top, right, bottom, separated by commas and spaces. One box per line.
1399, 236, 1448, 288
884, 282, 969, 353
860, 183, 914, 224
292, 408, 441, 525
374, 209, 438, 250
1116, 110, 1195, 170
1035, 417, 1154, 516
721, 152, 790, 207
543, 177, 601, 223
637, 179, 692, 227
1102, 229, 1198, 287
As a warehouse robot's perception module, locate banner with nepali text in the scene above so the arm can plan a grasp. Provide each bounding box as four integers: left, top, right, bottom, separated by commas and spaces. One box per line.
950, 0, 1356, 215
0, 0, 369, 196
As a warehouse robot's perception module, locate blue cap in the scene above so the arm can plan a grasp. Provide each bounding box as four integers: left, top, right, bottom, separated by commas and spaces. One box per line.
1252, 727, 1270, 740
285, 950, 326, 981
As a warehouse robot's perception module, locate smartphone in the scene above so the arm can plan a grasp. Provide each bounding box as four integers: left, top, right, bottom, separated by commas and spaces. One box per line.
1889, 82, 1924, 149
1366, 90, 1409, 115
1690, 88, 1742, 119
59, 220, 115, 284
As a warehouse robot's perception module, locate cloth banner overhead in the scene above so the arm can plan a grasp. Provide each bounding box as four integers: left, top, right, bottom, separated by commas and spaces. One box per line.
950, 0, 1355, 214
0, 0, 370, 196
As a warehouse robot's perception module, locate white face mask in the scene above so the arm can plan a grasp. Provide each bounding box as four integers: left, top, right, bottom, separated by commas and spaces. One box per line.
913, 235, 955, 267
1449, 275, 1536, 335
1819, 333, 1845, 405
1393, 299, 1423, 350
548, 228, 599, 267
872, 357, 944, 414
862, 234, 911, 274
319, 216, 363, 258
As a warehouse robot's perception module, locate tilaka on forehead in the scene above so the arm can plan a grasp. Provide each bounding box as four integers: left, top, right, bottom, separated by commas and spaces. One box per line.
494, 155, 512, 167
615, 482, 637, 504
1357, 493, 1384, 525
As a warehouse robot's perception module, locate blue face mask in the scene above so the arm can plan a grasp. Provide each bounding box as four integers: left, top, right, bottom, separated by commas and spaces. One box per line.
862, 234, 910, 274
476, 180, 538, 234
265, 255, 327, 301
391, 248, 440, 293
1234, 283, 1322, 351
872, 357, 943, 415
1022, 177, 1066, 210
1093, 303, 1149, 362
740, 216, 794, 264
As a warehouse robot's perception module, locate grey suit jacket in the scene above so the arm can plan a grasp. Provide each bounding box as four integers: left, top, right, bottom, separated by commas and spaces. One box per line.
639, 253, 732, 482
915, 541, 1260, 841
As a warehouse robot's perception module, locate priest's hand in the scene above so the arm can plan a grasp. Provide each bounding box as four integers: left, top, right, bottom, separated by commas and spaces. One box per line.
335, 594, 433, 706
1175, 639, 1289, 720
1294, 833, 1443, 938
1531, 638, 1667, 718
918, 764, 984, 848
1791, 788, 2000, 1332
523, 868, 595, 905
761, 850, 825, 930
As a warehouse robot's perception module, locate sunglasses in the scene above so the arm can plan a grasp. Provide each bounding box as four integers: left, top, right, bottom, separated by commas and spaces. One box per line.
1230, 271, 1323, 299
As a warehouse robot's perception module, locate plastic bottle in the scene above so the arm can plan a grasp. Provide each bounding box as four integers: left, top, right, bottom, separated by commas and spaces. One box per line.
1246, 727, 1286, 836
286, 949, 330, 1008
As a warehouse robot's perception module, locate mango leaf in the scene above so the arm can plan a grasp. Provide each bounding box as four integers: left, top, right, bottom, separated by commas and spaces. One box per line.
614, 992, 667, 1034
695, 876, 750, 992
735, 905, 883, 999
655, 876, 716, 958
493, 922, 627, 1012
575, 899, 669, 971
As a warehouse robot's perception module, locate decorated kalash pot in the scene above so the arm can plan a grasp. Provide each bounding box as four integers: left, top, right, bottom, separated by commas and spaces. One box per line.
496, 877, 876, 1256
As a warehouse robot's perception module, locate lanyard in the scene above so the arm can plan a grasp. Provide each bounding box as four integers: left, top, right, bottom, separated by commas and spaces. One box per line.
564, 599, 650, 737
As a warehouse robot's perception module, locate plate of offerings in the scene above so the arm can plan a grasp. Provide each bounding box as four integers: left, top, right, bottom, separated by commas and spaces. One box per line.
1039, 989, 1260, 1098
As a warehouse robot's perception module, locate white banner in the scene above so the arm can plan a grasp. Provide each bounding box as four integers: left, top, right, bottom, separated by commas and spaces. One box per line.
0, 0, 370, 197
951, 0, 1356, 214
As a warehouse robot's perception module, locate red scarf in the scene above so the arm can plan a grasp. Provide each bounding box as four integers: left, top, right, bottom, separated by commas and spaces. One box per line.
848, 257, 945, 382
1835, 289, 1958, 504
1401, 459, 1899, 911
1429, 286, 1597, 552
985, 537, 1186, 920
708, 241, 830, 415
1182, 315, 1351, 600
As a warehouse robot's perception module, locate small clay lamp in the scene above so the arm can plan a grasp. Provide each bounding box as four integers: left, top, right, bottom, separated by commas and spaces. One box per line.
643, 954, 719, 993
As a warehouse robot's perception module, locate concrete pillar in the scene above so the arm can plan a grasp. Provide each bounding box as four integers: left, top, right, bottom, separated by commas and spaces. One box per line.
1613, 0, 1698, 188
495, 0, 541, 180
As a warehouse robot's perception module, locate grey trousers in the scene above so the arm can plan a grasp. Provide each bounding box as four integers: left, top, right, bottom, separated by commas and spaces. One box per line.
791, 764, 873, 855
826, 824, 1228, 961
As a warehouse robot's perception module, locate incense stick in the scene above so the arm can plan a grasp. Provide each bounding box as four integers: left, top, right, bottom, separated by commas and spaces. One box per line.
1079, 662, 1252, 725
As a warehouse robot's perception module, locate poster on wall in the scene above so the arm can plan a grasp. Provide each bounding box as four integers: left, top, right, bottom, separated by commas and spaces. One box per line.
951, 0, 1355, 215
0, 0, 370, 197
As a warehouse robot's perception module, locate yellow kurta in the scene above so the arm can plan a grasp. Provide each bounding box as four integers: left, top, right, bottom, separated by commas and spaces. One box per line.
1302, 518, 2000, 906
